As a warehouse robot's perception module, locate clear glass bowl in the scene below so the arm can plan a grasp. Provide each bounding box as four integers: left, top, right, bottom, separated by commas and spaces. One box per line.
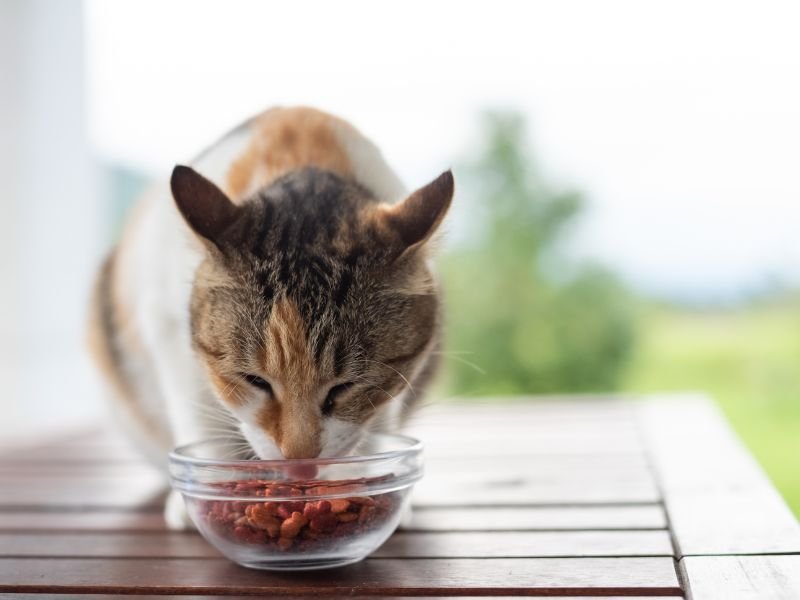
169, 433, 423, 571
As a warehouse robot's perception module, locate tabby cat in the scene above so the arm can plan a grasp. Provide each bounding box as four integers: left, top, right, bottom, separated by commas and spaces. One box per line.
87, 107, 453, 527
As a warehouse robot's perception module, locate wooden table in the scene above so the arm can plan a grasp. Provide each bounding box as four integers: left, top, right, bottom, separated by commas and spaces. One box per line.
1, 393, 798, 598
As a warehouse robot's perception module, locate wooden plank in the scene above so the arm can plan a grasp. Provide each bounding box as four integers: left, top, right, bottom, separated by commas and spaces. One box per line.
414, 473, 660, 505
407, 401, 646, 457
419, 455, 661, 505
0, 466, 658, 509
0, 557, 683, 595
682, 555, 800, 600
425, 456, 655, 485
2, 597, 680, 600
0, 504, 667, 532
0, 511, 166, 531
0, 455, 651, 485
638, 395, 800, 556
0, 462, 160, 477
0, 455, 652, 480
0, 530, 674, 559
0, 456, 654, 487
379, 531, 674, 558
412, 431, 645, 457
0, 479, 167, 510
408, 505, 668, 530
0, 478, 657, 510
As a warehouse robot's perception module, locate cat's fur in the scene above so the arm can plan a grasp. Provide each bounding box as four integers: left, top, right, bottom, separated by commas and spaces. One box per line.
87, 106, 453, 528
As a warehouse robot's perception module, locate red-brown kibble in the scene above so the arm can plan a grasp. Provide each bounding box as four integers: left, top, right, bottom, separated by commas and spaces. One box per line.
280, 511, 308, 539
309, 512, 338, 533
202, 477, 399, 555
329, 499, 350, 514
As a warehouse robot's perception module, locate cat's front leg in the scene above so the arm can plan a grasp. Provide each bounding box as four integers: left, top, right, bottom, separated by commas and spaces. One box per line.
143, 315, 220, 530
398, 502, 414, 529
164, 488, 195, 530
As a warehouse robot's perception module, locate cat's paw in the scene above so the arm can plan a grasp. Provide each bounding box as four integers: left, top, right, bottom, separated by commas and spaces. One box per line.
164, 489, 195, 530
398, 503, 414, 530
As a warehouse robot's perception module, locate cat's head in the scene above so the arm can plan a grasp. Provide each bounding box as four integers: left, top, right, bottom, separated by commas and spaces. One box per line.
171, 165, 453, 459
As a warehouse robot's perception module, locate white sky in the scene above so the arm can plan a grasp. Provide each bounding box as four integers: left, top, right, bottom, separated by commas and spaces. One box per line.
85, 0, 800, 301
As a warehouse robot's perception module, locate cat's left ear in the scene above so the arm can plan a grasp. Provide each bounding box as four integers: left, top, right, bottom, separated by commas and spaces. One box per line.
171, 165, 241, 249
379, 170, 454, 258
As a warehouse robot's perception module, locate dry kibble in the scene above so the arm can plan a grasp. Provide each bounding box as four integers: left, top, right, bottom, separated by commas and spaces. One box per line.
199, 476, 398, 555
309, 512, 338, 533
337, 512, 358, 523
303, 502, 320, 519
280, 511, 308, 539
329, 499, 350, 514
358, 505, 376, 524
277, 537, 294, 551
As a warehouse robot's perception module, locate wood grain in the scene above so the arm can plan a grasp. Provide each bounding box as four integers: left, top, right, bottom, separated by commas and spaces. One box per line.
0, 557, 683, 595
682, 555, 800, 600
0, 478, 167, 509
3, 596, 680, 600
638, 395, 800, 556
0, 477, 659, 510
413, 473, 660, 505
377, 530, 674, 558
0, 510, 166, 531
0, 461, 660, 509
30, 396, 800, 597
0, 505, 667, 532
0, 530, 674, 559
407, 505, 668, 531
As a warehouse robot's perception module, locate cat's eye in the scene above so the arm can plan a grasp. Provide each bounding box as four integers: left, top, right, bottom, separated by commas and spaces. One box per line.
243, 374, 272, 394
321, 382, 353, 417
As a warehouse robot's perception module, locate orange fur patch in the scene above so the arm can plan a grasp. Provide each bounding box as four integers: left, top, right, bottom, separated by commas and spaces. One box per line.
258, 297, 322, 458
226, 107, 354, 201
206, 370, 243, 406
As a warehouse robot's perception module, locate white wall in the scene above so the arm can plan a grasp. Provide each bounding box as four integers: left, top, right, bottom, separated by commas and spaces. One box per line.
0, 0, 105, 441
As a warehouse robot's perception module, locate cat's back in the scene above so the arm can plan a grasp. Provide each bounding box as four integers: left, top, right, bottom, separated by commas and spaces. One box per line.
196, 106, 407, 205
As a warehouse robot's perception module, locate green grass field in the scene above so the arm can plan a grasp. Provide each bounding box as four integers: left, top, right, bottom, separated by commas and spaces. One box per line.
621, 302, 800, 517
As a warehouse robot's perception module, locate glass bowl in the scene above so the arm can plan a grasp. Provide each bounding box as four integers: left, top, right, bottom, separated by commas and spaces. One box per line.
168, 433, 423, 571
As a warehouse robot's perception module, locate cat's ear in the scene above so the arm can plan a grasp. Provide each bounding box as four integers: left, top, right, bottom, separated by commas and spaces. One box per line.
171, 165, 241, 248
379, 170, 454, 258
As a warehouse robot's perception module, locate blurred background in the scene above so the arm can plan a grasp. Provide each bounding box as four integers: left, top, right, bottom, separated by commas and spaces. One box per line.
1, 0, 798, 514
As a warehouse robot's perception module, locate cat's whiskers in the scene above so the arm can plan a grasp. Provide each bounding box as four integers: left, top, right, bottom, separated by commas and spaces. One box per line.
349, 356, 410, 402
362, 357, 415, 396
429, 350, 487, 375
188, 399, 239, 423
347, 372, 394, 412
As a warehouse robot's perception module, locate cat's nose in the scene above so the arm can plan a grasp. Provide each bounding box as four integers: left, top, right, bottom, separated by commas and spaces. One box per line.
279, 437, 321, 460
278, 409, 322, 459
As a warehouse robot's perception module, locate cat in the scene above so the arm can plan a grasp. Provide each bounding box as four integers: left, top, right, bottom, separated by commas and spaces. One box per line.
87, 106, 453, 528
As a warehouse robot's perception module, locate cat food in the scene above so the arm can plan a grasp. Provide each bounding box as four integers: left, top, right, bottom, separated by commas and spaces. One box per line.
197, 477, 399, 553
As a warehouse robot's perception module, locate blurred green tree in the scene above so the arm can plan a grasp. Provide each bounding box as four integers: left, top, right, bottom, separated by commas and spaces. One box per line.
440, 111, 636, 396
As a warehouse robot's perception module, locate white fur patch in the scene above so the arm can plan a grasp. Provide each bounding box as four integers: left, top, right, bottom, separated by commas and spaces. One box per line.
164, 489, 194, 530
191, 118, 254, 191
239, 421, 283, 460
319, 418, 363, 458
237, 406, 363, 460
332, 121, 408, 203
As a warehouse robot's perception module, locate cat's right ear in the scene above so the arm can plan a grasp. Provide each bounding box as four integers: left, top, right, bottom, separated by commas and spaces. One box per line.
171, 165, 241, 249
